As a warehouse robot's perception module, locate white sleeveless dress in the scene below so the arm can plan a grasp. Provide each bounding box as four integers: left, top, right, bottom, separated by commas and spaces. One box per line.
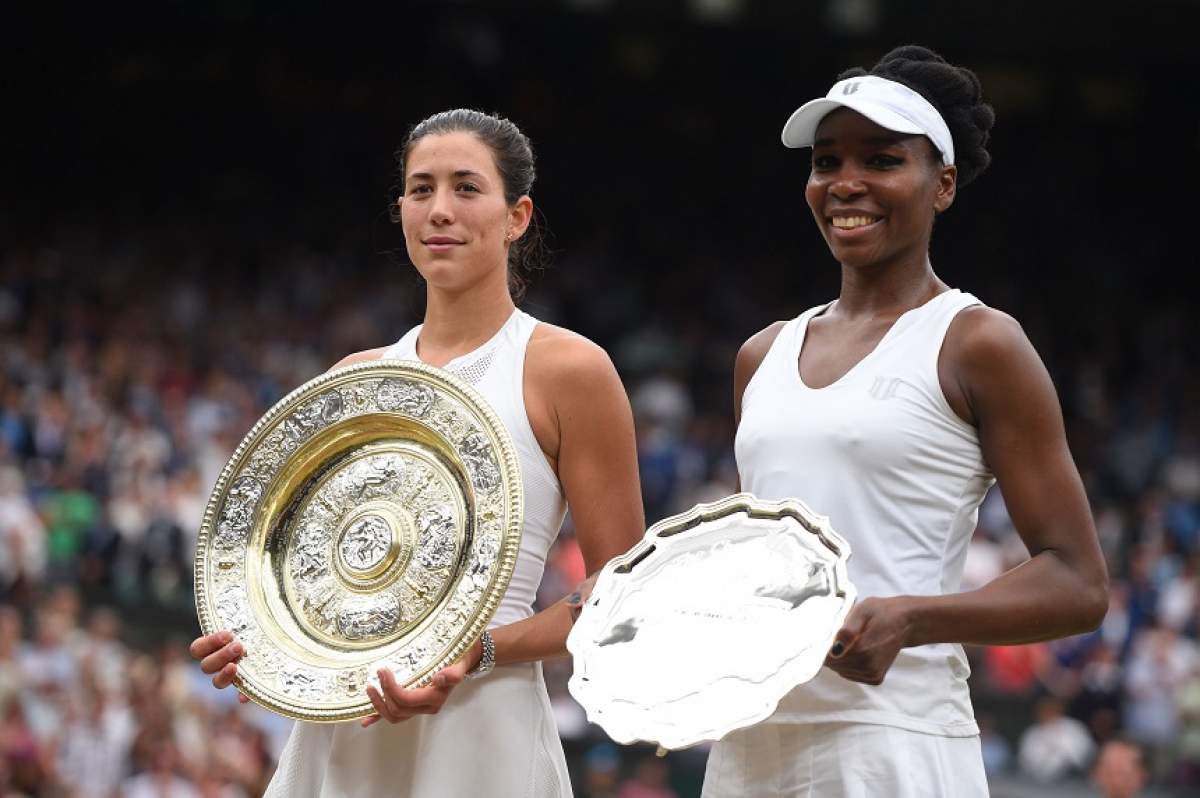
266, 309, 574, 798
704, 290, 994, 797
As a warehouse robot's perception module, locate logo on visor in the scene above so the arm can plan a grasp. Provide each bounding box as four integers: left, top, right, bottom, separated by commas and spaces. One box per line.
842, 82, 861, 96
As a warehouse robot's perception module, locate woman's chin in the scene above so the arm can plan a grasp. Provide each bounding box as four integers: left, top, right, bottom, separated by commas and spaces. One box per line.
416, 266, 499, 295
830, 247, 884, 270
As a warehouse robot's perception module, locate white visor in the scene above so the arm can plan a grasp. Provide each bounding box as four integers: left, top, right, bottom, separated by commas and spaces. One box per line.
781, 75, 955, 165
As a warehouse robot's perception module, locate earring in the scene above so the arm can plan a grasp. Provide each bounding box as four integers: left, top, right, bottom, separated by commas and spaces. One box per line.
504, 231, 513, 242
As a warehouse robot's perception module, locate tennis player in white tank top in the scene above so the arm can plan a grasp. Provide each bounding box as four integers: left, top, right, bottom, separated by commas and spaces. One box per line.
705, 47, 1108, 797
190, 110, 645, 797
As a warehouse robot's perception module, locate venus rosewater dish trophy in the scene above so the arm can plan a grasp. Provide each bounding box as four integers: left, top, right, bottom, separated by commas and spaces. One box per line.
567, 494, 856, 751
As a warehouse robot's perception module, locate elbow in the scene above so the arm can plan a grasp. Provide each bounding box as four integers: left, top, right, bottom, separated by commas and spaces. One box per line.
1075, 575, 1109, 634
1047, 545, 1109, 636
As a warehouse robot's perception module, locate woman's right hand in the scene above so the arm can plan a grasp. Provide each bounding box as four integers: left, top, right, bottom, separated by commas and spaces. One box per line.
189, 630, 250, 703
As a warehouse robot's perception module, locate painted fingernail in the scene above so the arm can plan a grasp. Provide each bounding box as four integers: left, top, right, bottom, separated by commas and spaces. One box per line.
830, 641, 845, 657
220, 631, 233, 643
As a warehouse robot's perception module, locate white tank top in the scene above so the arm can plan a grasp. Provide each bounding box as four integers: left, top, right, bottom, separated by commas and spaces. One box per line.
382, 309, 567, 628
735, 289, 994, 737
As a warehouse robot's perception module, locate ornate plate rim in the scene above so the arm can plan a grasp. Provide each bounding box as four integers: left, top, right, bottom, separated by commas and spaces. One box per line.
193, 359, 523, 722
567, 492, 855, 750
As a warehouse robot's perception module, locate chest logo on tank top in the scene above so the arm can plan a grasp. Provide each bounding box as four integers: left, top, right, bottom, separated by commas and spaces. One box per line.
868, 375, 902, 400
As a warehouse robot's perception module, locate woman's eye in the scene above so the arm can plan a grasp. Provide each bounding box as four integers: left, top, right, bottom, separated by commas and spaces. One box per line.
812, 155, 837, 170
869, 154, 904, 167
456, 183, 480, 193
407, 184, 432, 195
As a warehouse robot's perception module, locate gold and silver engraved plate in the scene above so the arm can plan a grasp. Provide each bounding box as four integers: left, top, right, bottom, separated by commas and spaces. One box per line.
567, 493, 855, 751
193, 360, 522, 722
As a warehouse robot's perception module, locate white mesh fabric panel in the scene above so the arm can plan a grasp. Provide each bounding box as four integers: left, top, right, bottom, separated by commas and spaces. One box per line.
449, 347, 496, 385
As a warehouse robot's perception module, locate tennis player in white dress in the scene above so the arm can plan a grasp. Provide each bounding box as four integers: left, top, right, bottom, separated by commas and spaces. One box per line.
191, 109, 645, 797
705, 46, 1109, 797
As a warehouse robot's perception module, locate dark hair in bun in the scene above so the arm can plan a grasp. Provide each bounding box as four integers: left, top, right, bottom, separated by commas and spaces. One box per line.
838, 45, 995, 187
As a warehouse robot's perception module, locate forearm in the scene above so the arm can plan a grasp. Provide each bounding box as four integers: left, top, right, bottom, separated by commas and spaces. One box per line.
487, 598, 576, 667
904, 549, 1108, 648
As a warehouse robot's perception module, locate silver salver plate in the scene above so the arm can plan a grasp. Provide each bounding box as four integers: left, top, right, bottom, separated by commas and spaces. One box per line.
193, 360, 522, 722
567, 493, 855, 751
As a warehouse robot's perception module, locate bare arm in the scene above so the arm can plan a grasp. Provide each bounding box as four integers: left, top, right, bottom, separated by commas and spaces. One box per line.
486, 330, 646, 665
362, 331, 644, 725
733, 322, 787, 427
730, 322, 787, 491
906, 308, 1108, 644
827, 308, 1108, 683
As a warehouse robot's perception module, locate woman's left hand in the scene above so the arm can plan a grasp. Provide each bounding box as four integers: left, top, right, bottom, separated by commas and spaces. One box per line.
361, 640, 480, 727
824, 596, 915, 685
566, 573, 600, 622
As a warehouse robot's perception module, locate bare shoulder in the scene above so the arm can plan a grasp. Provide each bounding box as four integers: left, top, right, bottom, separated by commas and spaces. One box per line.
737, 321, 788, 372
943, 305, 1035, 370
735, 320, 787, 388
942, 305, 1055, 426
525, 322, 621, 389
522, 323, 630, 463
329, 347, 389, 371
731, 320, 787, 422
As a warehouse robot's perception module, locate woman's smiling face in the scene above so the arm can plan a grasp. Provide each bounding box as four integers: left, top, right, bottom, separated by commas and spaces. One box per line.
805, 107, 956, 271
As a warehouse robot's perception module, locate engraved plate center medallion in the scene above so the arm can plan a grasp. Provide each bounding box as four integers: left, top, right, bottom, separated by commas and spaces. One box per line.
339, 514, 397, 574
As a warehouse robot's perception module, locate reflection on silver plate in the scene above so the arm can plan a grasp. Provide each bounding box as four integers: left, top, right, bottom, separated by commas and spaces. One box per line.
567, 493, 855, 751
193, 360, 522, 722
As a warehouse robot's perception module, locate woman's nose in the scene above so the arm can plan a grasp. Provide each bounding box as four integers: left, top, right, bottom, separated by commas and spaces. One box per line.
429, 191, 454, 224
828, 170, 867, 200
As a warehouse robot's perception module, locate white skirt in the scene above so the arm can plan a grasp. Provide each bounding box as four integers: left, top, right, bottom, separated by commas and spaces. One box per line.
266, 662, 571, 798
702, 721, 988, 798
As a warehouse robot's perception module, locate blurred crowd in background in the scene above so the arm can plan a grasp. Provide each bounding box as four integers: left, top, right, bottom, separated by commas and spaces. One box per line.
4, 1, 1199, 795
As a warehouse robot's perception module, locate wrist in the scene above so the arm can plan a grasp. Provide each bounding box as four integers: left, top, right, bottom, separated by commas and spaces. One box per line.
466, 630, 496, 679
466, 639, 484, 671
898, 595, 931, 648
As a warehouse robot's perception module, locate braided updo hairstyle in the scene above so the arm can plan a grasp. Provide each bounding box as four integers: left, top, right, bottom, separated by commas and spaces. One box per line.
838, 46, 995, 187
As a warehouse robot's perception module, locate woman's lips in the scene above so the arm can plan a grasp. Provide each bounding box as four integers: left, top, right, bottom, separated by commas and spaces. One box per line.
828, 215, 883, 239
424, 238, 462, 252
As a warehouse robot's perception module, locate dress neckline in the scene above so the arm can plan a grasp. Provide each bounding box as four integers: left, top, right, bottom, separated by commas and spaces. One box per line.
409, 308, 520, 369
793, 289, 958, 391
